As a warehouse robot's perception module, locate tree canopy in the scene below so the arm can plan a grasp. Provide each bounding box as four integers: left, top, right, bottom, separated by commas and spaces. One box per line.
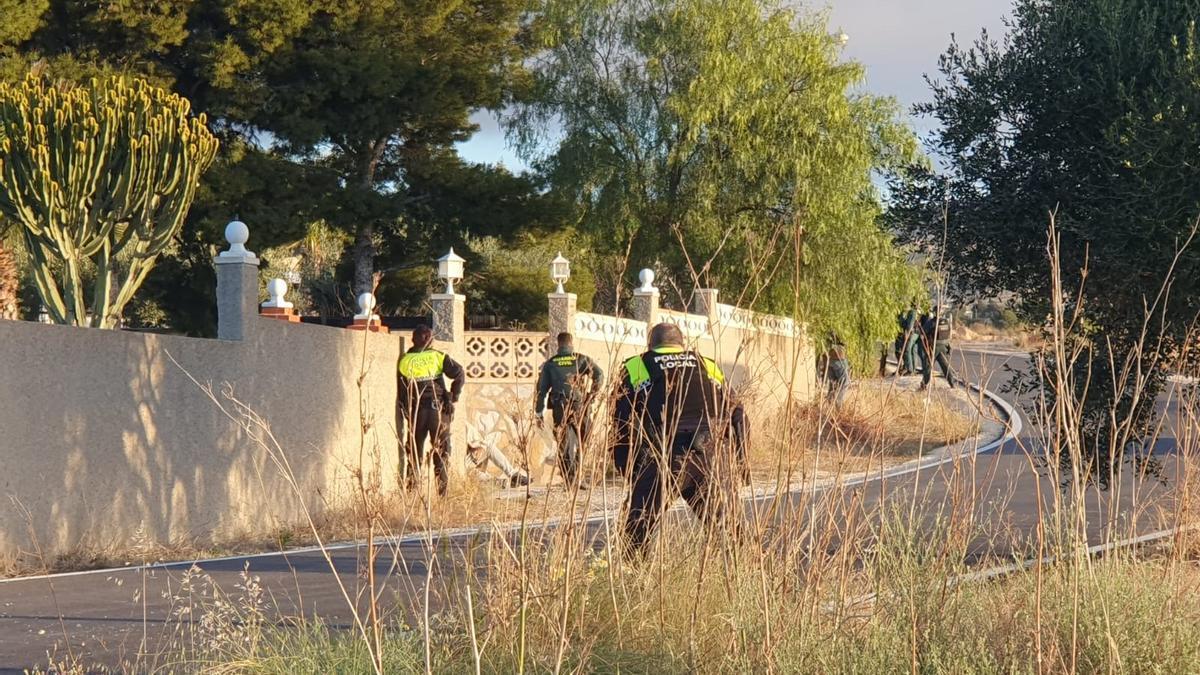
0, 0, 927, 351
0, 0, 559, 332
511, 0, 924, 361
889, 0, 1200, 472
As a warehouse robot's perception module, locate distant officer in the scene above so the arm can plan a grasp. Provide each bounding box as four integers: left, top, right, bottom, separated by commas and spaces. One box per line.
535, 332, 604, 484
896, 301, 921, 375
919, 306, 957, 390
397, 324, 465, 495
612, 323, 747, 557
820, 330, 851, 406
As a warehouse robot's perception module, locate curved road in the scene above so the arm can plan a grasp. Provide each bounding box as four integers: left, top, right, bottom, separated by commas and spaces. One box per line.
0, 345, 1192, 672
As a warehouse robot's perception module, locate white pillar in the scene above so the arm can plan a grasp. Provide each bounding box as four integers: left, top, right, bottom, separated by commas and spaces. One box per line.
215, 220, 260, 341
631, 268, 659, 326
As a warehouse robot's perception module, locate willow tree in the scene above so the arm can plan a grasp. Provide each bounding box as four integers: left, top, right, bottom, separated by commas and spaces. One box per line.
512, 0, 924, 361
0, 75, 217, 327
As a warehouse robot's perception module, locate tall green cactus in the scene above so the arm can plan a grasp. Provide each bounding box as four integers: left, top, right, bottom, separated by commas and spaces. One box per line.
0, 75, 218, 328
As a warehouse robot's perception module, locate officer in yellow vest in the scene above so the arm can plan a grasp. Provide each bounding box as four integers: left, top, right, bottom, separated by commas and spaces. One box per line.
398, 324, 465, 495
611, 323, 747, 557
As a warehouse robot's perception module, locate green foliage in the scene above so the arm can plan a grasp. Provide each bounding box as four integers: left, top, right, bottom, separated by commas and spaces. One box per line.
259, 220, 353, 319
370, 150, 577, 315
513, 0, 924, 361
889, 0, 1200, 469
463, 230, 596, 329
0, 75, 218, 327
0, 1, 545, 332
206, 0, 535, 293
0, 0, 47, 55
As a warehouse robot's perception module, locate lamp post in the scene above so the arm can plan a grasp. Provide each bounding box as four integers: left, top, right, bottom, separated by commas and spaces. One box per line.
437, 248, 465, 295
547, 253, 577, 338
431, 248, 466, 346
550, 252, 570, 294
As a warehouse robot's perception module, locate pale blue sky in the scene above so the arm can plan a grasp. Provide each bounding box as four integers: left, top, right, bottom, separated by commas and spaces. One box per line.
456, 0, 1011, 172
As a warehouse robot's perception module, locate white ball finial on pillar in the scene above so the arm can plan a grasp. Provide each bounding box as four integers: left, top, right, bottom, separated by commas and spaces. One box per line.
219, 219, 258, 263
637, 268, 657, 293
262, 278, 293, 309
354, 292, 379, 321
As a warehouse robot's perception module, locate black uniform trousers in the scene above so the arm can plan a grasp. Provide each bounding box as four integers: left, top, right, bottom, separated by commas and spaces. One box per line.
403, 401, 452, 495
624, 429, 732, 557
550, 397, 591, 482
920, 342, 957, 388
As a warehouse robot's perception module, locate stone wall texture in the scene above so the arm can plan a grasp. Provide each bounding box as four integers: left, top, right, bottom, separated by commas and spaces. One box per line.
456, 304, 816, 485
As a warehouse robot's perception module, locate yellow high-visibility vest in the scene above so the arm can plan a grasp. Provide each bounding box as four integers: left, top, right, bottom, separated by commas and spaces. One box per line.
398, 349, 446, 382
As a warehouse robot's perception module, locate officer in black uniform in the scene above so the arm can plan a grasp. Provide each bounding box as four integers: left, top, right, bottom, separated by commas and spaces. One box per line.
398, 324, 465, 495
535, 332, 604, 484
611, 323, 747, 557
919, 306, 957, 390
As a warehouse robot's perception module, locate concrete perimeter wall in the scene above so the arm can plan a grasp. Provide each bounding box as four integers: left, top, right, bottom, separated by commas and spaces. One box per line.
0, 317, 402, 561
0, 241, 815, 561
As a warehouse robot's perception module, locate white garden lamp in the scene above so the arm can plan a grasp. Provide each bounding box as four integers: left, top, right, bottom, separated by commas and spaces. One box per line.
437, 248, 465, 294
550, 252, 570, 293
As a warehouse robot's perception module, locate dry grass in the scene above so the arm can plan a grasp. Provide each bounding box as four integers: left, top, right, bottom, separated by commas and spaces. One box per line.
956, 322, 1045, 350
747, 379, 979, 480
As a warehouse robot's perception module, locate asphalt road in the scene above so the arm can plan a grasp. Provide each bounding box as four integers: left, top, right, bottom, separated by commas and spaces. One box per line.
0, 345, 1192, 672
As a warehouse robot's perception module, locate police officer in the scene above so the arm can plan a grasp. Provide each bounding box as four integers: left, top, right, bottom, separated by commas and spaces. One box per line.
919, 305, 957, 390
820, 330, 851, 406
897, 301, 921, 376
397, 324, 465, 495
612, 323, 747, 558
535, 332, 604, 484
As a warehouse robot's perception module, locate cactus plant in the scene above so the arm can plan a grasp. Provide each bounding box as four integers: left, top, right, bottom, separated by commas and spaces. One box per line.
0, 75, 218, 327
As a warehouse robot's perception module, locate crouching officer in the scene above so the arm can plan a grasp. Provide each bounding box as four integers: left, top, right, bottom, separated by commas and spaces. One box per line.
535, 332, 604, 484
398, 324, 465, 495
612, 323, 747, 558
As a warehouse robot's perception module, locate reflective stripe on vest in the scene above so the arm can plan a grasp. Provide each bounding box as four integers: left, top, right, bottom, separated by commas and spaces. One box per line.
702, 357, 726, 385
398, 350, 446, 381
624, 356, 651, 389
623, 346, 725, 388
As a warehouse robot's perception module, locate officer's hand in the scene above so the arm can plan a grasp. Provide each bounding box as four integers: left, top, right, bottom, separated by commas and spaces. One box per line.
535, 413, 544, 429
